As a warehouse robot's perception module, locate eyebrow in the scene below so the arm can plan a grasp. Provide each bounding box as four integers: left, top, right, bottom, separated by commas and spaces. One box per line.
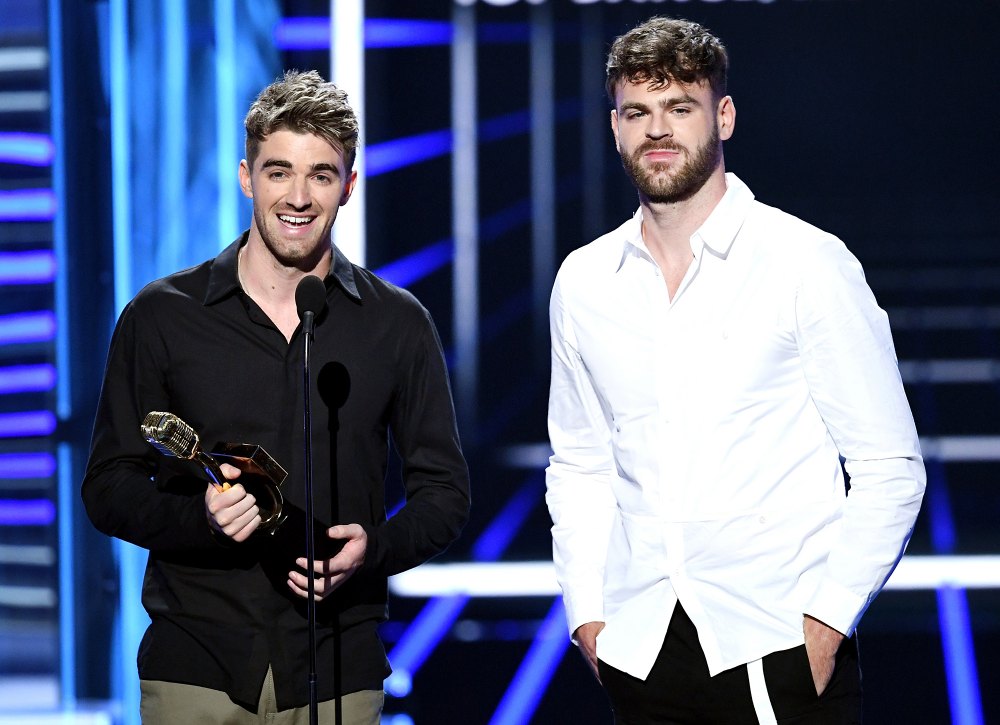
260, 159, 340, 176
619, 94, 702, 113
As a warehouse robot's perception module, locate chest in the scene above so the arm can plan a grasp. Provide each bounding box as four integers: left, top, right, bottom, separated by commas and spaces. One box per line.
157, 299, 400, 447
572, 254, 801, 419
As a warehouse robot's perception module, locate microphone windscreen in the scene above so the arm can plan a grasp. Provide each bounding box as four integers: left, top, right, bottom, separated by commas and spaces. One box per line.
295, 275, 328, 321
141, 411, 199, 459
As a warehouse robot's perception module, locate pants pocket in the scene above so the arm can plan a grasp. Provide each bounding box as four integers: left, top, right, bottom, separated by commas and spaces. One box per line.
762, 644, 821, 718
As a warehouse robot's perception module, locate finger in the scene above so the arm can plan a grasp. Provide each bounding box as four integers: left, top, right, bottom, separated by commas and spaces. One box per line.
210, 489, 256, 518
327, 523, 363, 541
218, 463, 242, 480
327, 524, 349, 540
287, 572, 342, 600
213, 494, 258, 524
215, 498, 259, 529
296, 556, 345, 576
221, 505, 261, 537
228, 513, 261, 543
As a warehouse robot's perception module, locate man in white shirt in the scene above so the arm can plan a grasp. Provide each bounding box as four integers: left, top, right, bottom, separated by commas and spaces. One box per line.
545, 16, 925, 724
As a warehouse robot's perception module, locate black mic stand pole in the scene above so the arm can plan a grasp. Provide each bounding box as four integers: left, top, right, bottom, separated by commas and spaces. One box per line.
302, 306, 318, 725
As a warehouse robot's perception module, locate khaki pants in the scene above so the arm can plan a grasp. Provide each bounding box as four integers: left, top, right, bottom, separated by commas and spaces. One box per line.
140, 666, 383, 724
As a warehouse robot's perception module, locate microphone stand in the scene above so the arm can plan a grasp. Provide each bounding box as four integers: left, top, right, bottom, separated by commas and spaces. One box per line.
302, 306, 318, 725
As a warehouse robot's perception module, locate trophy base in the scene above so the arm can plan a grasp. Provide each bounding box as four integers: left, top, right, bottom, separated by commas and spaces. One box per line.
210, 443, 288, 533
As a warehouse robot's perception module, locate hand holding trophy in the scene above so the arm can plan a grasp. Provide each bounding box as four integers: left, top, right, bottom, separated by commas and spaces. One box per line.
140, 411, 289, 534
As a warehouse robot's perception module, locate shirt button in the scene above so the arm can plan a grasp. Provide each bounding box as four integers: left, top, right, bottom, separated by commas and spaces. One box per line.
758, 515, 767, 524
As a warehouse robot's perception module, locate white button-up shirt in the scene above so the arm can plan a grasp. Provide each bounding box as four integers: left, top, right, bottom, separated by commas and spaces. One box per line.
545, 173, 925, 680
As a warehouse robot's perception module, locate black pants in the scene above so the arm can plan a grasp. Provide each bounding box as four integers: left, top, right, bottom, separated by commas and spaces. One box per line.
598, 604, 862, 724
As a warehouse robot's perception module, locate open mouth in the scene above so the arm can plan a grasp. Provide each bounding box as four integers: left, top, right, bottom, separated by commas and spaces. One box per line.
278, 214, 314, 228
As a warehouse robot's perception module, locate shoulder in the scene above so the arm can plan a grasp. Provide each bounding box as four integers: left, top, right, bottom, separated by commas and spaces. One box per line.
125, 258, 214, 320
556, 215, 635, 294
743, 200, 858, 274
351, 265, 433, 325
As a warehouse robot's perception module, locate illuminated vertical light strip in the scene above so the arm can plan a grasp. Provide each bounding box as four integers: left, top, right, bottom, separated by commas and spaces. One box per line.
109, 0, 132, 313
451, 2, 479, 440
57, 444, 76, 705
529, 3, 554, 371
160, 0, 188, 274
47, 0, 76, 707
487, 598, 569, 725
330, 0, 366, 266
579, 5, 605, 242
214, 0, 239, 247
109, 3, 146, 724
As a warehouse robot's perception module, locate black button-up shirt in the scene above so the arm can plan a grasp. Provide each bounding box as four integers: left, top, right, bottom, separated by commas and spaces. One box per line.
82, 235, 471, 709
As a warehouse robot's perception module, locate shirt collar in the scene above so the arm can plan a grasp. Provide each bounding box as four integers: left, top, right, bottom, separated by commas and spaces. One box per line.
328, 243, 361, 300
617, 172, 755, 271
693, 172, 754, 258
203, 231, 362, 305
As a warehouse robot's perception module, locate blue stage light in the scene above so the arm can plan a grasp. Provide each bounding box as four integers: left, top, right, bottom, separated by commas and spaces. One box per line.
938, 586, 984, 725
0, 410, 58, 438
487, 599, 569, 725
374, 240, 453, 288
275, 18, 453, 50
0, 498, 57, 526
0, 452, 57, 479
0, 311, 57, 345
0, 132, 54, 165
367, 130, 452, 177
0, 250, 58, 284
0, 189, 57, 221
0, 364, 57, 394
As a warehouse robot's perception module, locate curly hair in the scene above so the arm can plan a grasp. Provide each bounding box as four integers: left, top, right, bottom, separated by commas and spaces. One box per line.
605, 16, 728, 103
244, 69, 359, 171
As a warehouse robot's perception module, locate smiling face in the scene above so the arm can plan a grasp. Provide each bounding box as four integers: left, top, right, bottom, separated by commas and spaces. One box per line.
611, 78, 734, 205
238, 127, 356, 272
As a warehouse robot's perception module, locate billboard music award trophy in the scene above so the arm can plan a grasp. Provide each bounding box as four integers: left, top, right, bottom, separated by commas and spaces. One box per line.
140, 411, 289, 533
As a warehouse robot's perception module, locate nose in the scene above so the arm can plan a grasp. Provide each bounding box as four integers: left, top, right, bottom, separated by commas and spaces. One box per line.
285, 177, 312, 210
646, 112, 672, 140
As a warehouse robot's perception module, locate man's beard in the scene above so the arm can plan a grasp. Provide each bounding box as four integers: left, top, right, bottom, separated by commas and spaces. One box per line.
621, 123, 722, 204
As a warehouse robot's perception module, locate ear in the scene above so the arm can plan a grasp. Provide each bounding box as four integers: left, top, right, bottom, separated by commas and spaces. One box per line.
339, 169, 358, 207
238, 159, 253, 199
610, 108, 622, 154
717, 95, 736, 142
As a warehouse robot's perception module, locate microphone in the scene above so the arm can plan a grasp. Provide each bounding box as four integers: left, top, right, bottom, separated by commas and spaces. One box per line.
141, 411, 229, 491
295, 273, 326, 725
295, 275, 327, 337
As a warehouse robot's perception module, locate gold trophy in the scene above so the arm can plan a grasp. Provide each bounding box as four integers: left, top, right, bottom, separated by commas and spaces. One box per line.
140, 411, 288, 533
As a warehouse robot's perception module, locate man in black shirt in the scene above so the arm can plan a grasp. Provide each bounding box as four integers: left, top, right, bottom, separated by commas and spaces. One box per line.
82, 70, 470, 723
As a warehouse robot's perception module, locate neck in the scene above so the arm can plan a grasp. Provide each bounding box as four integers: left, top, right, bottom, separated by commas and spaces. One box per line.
238, 239, 332, 308
639, 167, 728, 260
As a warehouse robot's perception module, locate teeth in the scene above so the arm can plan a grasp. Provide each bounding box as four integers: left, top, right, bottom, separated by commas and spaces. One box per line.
279, 214, 312, 226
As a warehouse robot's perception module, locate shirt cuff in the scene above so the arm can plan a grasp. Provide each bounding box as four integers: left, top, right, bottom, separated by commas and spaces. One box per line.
561, 590, 605, 643
804, 577, 868, 637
